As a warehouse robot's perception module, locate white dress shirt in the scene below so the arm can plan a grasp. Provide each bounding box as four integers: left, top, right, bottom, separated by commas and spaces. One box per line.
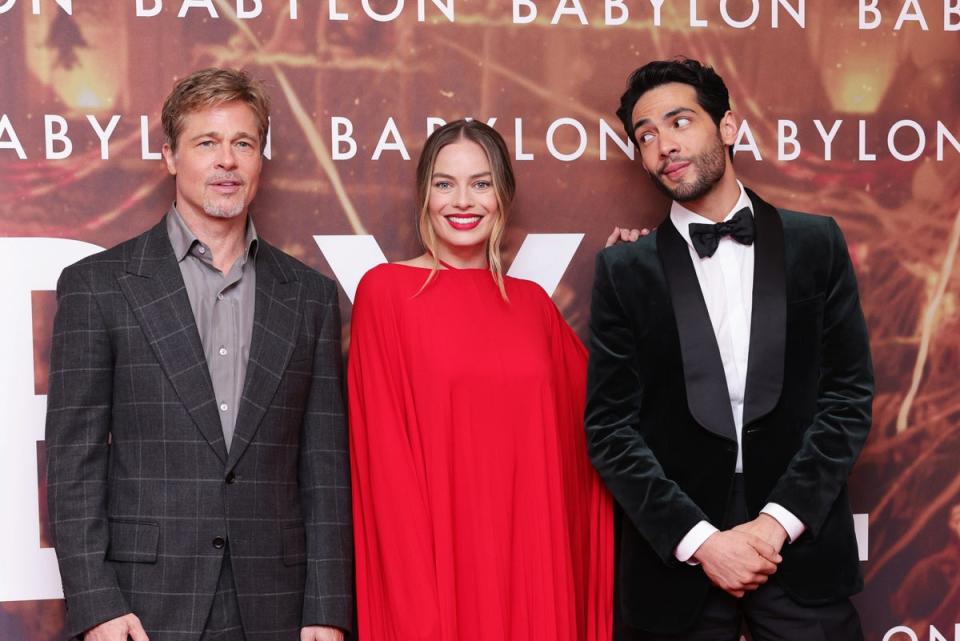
670, 182, 806, 564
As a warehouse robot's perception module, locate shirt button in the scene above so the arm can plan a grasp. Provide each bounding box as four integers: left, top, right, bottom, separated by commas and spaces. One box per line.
217, 293, 224, 301
219, 346, 228, 356
220, 402, 229, 412
197, 246, 206, 255
212, 536, 225, 549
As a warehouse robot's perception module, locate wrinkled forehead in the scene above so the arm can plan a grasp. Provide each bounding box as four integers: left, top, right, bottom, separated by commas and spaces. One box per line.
631, 82, 702, 126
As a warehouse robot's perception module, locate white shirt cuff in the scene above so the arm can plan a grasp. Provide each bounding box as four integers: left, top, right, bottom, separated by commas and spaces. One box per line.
761, 503, 806, 543
674, 520, 719, 565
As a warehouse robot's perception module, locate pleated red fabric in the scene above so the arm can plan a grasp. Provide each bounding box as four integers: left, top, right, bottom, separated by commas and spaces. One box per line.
348, 263, 613, 641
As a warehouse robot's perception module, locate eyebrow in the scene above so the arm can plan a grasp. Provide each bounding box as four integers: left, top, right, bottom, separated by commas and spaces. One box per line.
189, 131, 259, 141
633, 107, 696, 131
432, 171, 492, 180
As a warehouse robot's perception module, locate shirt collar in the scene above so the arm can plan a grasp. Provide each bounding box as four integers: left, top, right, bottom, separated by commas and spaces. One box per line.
166, 204, 259, 264
669, 180, 753, 249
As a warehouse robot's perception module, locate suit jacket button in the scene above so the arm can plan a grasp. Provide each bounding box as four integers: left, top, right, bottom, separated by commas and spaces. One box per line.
212, 536, 226, 549
225, 472, 236, 484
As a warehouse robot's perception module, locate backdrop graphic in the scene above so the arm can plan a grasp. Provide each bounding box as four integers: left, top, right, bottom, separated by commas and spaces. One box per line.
1, 1, 959, 639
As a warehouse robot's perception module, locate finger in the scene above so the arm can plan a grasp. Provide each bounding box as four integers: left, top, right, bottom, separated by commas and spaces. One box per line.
127, 618, 149, 641
640, 227, 651, 236
628, 229, 640, 241
606, 227, 621, 246
748, 537, 780, 563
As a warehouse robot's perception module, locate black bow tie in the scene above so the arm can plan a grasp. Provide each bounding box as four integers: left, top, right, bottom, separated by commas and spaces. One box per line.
688, 207, 755, 258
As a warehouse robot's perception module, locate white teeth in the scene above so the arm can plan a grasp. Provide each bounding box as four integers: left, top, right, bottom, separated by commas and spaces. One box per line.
448, 216, 480, 224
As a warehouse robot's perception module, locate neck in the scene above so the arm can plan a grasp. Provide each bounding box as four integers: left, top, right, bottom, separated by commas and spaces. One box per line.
177, 205, 249, 273
434, 243, 488, 269
679, 170, 741, 223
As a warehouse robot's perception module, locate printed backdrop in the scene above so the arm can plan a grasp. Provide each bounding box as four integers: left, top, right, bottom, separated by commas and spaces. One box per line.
2, 1, 959, 639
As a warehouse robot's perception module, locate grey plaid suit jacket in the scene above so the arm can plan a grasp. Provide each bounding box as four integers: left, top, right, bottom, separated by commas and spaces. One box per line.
45, 217, 354, 641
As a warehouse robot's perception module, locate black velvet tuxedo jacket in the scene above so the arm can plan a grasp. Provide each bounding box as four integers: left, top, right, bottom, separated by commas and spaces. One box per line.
585, 189, 873, 635
45, 218, 354, 641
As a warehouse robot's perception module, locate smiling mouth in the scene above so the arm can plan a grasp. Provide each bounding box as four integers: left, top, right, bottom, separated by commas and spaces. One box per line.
444, 214, 482, 230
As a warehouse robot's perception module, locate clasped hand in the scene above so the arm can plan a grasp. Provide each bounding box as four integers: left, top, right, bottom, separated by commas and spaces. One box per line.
692, 514, 788, 598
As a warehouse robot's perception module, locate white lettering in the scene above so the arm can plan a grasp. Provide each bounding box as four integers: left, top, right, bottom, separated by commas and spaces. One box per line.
894, 0, 929, 30
552, 0, 587, 24
733, 120, 762, 160
887, 119, 925, 161
514, 0, 536, 23
859, 0, 880, 29
372, 117, 410, 160
86, 114, 121, 160
546, 118, 588, 161
44, 115, 72, 160
813, 119, 842, 161
0, 114, 27, 159
772, 0, 804, 28
720, 0, 759, 28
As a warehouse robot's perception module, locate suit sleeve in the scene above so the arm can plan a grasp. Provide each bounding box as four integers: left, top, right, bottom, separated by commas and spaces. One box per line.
299, 277, 355, 632
45, 265, 132, 638
765, 218, 874, 538
585, 250, 710, 565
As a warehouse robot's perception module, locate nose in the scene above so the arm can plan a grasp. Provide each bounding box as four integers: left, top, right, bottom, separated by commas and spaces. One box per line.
453, 185, 473, 209
215, 144, 238, 170
658, 130, 680, 158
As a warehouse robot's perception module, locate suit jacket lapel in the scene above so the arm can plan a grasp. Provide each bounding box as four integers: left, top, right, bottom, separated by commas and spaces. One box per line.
226, 241, 302, 472
118, 218, 228, 463
657, 220, 737, 442
742, 189, 786, 426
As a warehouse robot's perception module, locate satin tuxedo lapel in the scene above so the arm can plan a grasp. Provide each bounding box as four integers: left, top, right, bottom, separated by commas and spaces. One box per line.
743, 189, 786, 427
119, 219, 228, 463
226, 241, 302, 472
657, 221, 737, 442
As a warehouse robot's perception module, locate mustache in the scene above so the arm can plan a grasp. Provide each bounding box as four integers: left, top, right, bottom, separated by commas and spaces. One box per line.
657, 156, 691, 174
205, 172, 245, 185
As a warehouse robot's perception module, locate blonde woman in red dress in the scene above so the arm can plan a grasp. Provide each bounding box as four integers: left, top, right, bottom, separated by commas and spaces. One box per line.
347, 119, 613, 641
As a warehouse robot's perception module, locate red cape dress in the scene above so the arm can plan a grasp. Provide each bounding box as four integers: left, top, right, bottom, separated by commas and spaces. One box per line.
348, 263, 613, 641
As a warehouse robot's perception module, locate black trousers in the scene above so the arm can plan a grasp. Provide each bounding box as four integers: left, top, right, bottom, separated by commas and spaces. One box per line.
633, 477, 864, 641
199, 551, 247, 641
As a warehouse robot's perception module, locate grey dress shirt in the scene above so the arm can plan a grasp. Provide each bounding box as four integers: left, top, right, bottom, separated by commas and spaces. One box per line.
166, 206, 258, 451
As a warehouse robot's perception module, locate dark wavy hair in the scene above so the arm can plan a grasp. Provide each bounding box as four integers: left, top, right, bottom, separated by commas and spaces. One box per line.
616, 57, 731, 153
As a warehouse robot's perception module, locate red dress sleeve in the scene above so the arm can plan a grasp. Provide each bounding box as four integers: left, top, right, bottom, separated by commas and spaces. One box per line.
547, 301, 614, 641
348, 268, 442, 639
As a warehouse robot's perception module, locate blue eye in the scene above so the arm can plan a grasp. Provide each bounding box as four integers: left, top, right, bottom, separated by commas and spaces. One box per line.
474, 181, 491, 190
434, 181, 452, 190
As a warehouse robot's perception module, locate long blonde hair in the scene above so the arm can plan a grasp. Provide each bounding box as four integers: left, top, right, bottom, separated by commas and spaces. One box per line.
414, 119, 516, 300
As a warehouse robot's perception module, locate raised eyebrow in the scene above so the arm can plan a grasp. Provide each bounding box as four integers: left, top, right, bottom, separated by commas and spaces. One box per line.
665, 107, 695, 119
633, 107, 696, 131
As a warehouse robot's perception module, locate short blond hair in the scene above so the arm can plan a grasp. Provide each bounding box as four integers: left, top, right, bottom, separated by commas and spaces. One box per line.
161, 68, 271, 152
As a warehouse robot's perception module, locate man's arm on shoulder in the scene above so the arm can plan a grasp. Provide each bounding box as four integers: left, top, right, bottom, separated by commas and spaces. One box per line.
765, 217, 874, 538
585, 249, 709, 564
45, 264, 133, 637
299, 276, 354, 633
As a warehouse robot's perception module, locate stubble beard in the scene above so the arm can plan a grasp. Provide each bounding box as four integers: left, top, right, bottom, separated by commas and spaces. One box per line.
203, 195, 246, 219
649, 135, 728, 203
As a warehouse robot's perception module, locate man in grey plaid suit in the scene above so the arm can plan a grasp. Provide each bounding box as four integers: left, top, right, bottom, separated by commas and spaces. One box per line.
45, 69, 353, 641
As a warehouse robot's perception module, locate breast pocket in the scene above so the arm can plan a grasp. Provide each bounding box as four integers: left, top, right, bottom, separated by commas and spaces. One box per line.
106, 519, 160, 563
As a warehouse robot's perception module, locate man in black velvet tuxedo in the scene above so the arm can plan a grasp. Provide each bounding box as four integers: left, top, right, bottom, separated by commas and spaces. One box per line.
585, 58, 873, 640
